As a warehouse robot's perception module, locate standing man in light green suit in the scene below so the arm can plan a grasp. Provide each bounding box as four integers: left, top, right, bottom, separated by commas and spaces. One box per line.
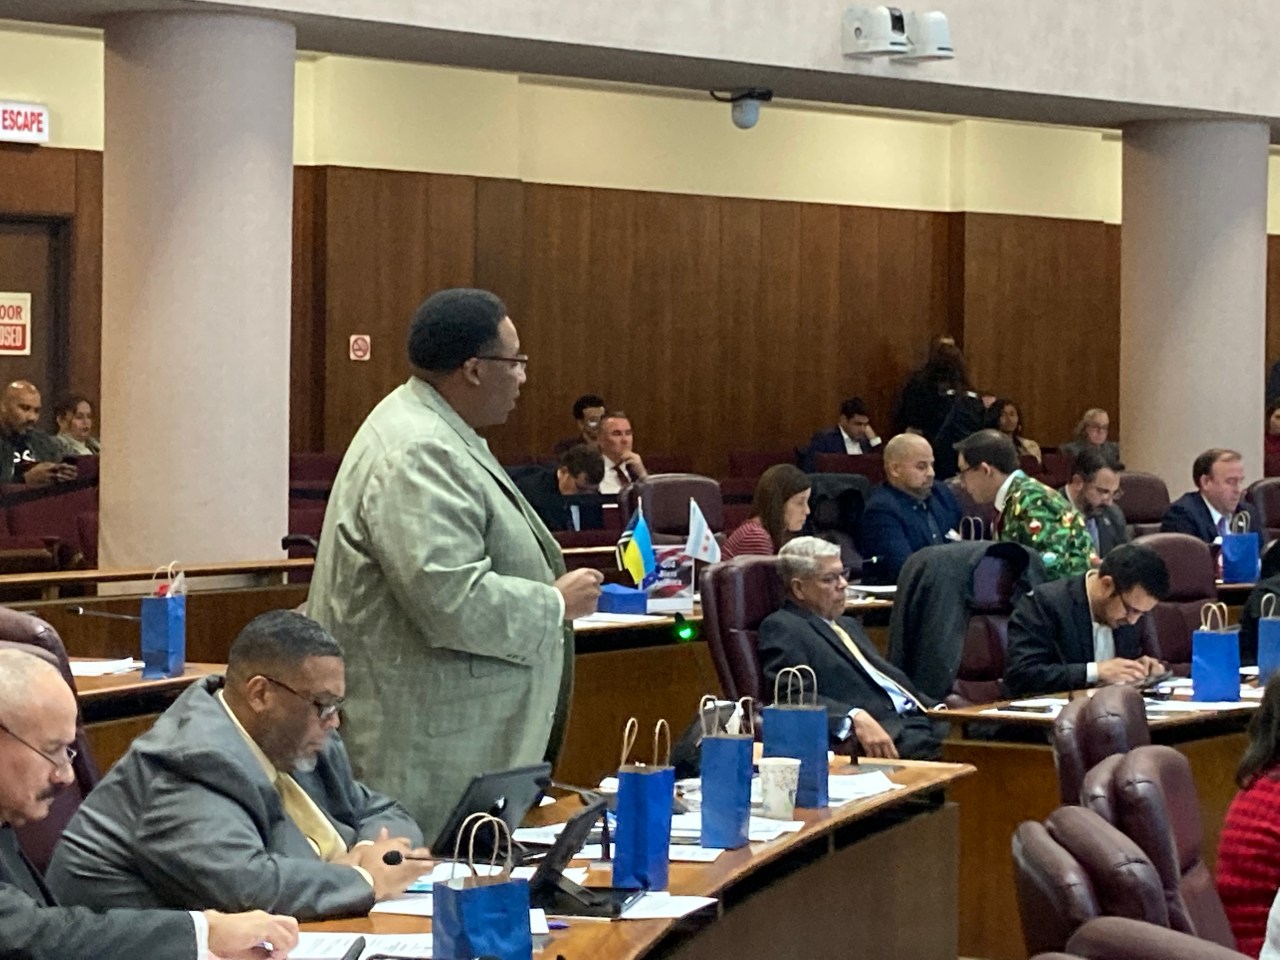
307, 289, 604, 839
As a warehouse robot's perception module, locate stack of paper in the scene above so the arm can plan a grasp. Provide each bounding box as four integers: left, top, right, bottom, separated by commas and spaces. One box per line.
291, 933, 432, 959
70, 658, 142, 677
619, 891, 717, 920
826, 771, 901, 805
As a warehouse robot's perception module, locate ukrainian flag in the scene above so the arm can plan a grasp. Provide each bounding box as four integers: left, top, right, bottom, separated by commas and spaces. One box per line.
616, 506, 657, 587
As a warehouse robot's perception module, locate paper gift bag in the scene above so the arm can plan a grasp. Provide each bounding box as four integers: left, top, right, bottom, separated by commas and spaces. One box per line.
762, 665, 829, 809
699, 695, 753, 850
1258, 594, 1280, 683
141, 564, 186, 680
434, 813, 533, 960
1221, 513, 1260, 584
1192, 602, 1240, 702
960, 516, 986, 541
612, 717, 675, 891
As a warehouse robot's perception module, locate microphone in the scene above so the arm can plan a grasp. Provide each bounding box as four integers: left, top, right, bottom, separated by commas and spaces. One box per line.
381, 849, 434, 866
68, 606, 141, 622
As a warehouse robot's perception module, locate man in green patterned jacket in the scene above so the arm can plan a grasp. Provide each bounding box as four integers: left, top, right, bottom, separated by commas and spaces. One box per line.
955, 429, 1095, 580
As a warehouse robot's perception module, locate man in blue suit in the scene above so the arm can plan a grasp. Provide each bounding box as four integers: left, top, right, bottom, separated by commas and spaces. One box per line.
802, 397, 881, 471
860, 433, 962, 584
1160, 448, 1262, 543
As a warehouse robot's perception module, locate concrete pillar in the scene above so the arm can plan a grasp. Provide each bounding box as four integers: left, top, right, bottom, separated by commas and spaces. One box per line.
99, 13, 294, 570
1120, 121, 1269, 493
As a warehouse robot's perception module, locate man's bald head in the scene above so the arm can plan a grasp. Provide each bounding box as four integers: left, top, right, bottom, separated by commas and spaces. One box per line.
0, 381, 41, 437
0, 648, 78, 826
883, 433, 936, 500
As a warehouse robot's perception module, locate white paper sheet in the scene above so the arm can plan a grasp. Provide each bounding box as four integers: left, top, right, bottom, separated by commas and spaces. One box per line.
572, 613, 670, 630
69, 658, 142, 677
1145, 699, 1258, 713
826, 771, 901, 805
846, 584, 898, 597
618, 891, 718, 920
669, 812, 804, 843
291, 932, 433, 959
668, 846, 725, 862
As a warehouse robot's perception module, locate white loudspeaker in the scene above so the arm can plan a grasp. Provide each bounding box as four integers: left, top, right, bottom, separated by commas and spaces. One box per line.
841, 6, 909, 58
899, 11, 955, 62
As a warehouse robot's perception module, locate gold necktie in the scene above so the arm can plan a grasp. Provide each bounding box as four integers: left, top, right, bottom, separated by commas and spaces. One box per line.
275, 772, 347, 861
829, 621, 926, 712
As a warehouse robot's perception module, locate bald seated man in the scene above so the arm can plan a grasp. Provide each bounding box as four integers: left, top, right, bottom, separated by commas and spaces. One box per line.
859, 433, 962, 585
0, 381, 74, 487
0, 648, 298, 959
48, 611, 428, 921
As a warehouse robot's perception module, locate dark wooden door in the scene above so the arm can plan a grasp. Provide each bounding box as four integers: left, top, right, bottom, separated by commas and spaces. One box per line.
0, 218, 67, 429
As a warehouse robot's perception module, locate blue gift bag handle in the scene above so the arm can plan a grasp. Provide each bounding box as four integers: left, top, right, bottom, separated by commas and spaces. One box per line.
698, 695, 756, 739
774, 664, 818, 706
1200, 602, 1228, 633
620, 717, 671, 769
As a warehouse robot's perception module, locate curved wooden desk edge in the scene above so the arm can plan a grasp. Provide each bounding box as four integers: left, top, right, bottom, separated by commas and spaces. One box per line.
0, 558, 315, 599
73, 662, 223, 703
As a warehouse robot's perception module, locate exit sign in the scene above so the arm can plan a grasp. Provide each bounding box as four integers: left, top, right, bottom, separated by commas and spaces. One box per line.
0, 102, 49, 144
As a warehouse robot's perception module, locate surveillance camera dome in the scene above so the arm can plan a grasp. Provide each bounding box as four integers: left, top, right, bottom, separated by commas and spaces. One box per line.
731, 99, 761, 130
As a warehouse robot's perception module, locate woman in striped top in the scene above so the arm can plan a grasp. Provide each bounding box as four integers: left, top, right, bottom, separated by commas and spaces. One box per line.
721, 464, 811, 560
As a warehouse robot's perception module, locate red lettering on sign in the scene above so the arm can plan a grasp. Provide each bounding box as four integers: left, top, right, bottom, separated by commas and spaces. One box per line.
1, 109, 43, 133
0, 305, 23, 321
0, 325, 26, 350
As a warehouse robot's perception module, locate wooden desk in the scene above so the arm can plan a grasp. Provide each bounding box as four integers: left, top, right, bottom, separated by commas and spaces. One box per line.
306, 759, 974, 960
929, 693, 1251, 960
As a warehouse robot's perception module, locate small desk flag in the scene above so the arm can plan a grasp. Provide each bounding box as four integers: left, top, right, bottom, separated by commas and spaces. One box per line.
685, 498, 721, 563
617, 505, 658, 587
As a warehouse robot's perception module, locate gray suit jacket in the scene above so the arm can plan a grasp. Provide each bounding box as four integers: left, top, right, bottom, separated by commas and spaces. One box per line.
306, 378, 571, 839
1059, 487, 1130, 557
46, 676, 422, 921
0, 825, 197, 960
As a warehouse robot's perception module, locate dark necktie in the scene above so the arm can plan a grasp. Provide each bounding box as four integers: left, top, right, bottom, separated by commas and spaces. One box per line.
920, 501, 943, 543
0, 825, 53, 904
614, 464, 630, 489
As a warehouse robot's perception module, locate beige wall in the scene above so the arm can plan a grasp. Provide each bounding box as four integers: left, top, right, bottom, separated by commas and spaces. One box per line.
0, 24, 1274, 228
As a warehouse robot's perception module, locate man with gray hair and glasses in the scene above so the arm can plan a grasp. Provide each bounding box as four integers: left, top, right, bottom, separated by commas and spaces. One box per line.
758, 537, 945, 760
48, 610, 428, 921
0, 647, 299, 959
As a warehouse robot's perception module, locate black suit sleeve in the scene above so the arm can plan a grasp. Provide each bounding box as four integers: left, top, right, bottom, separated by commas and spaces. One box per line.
0, 882, 197, 960
837, 617, 938, 709
1004, 591, 1088, 697
1159, 500, 1201, 538
758, 613, 856, 733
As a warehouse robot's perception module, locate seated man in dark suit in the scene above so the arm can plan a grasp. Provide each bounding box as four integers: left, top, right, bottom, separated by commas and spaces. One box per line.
48, 611, 428, 921
0, 647, 298, 960
550, 393, 606, 458
1161, 447, 1263, 542
758, 536, 944, 759
1062, 448, 1130, 559
515, 444, 606, 532
1004, 543, 1170, 697
860, 433, 962, 584
802, 396, 882, 471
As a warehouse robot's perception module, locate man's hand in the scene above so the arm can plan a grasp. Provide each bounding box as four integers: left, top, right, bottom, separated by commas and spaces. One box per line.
349, 842, 433, 901
1097, 658, 1150, 684
203, 909, 299, 959
852, 712, 899, 760
862, 423, 879, 442
1136, 655, 1165, 676
618, 451, 648, 481
23, 461, 75, 487
555, 568, 604, 620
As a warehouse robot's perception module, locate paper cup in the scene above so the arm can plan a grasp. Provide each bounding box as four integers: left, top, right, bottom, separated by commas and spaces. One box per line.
758, 756, 801, 820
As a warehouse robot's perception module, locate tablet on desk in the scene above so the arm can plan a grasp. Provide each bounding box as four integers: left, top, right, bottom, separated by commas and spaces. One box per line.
430, 763, 551, 856
530, 796, 645, 919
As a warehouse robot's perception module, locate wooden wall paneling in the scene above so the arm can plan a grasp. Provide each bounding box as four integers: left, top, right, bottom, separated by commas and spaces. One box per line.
68, 150, 102, 408
961, 213, 1117, 451
493, 184, 594, 463
290, 166, 322, 452
752, 201, 806, 452
0, 145, 76, 216
795, 204, 844, 447
320, 168, 477, 451
473, 177, 525, 315
718, 199, 764, 474
1104, 223, 1122, 440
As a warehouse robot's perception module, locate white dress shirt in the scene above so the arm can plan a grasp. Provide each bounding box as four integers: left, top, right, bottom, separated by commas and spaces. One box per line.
599, 454, 631, 495
841, 428, 883, 457
1084, 571, 1116, 684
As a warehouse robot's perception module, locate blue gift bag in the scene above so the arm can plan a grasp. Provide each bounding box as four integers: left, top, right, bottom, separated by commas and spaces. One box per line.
1221, 514, 1260, 584
434, 814, 533, 960
613, 718, 675, 891
762, 665, 829, 809
1192, 602, 1240, 703
699, 695, 753, 849
1258, 594, 1280, 683
140, 594, 186, 680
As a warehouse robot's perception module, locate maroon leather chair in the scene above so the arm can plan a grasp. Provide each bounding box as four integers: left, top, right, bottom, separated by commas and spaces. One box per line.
699, 556, 785, 703
619, 474, 723, 546
1080, 745, 1236, 948
1013, 805, 1169, 955
1051, 685, 1151, 806
1034, 917, 1251, 960
950, 553, 1022, 704
7, 485, 99, 568
1246, 477, 1280, 542
0, 609, 99, 872
641, 454, 694, 475
812, 452, 885, 485
1119, 472, 1172, 538
1042, 449, 1074, 491
1132, 533, 1216, 673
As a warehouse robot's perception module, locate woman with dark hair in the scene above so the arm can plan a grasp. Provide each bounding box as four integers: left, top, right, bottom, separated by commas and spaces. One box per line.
984, 398, 1042, 463
1265, 400, 1280, 478
1216, 675, 1280, 956
893, 336, 984, 479
52, 395, 100, 457
721, 464, 811, 560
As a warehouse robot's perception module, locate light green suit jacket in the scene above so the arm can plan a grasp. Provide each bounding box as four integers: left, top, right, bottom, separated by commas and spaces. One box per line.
307, 378, 570, 840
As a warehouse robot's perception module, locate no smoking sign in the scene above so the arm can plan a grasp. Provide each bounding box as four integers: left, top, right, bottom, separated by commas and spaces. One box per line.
349, 334, 371, 362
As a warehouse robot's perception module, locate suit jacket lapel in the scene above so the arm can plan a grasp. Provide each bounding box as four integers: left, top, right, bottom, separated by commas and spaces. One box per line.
1066, 577, 1097, 664
409, 379, 564, 575
0, 825, 53, 904
793, 604, 865, 673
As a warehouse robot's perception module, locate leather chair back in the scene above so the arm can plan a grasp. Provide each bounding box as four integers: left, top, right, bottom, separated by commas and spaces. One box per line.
1119, 472, 1172, 537
620, 474, 723, 543
1132, 533, 1216, 671
1062, 916, 1252, 960
699, 556, 786, 703
952, 548, 1029, 704
0, 609, 99, 873
1081, 745, 1236, 948
813, 452, 884, 485
1051, 685, 1151, 806
1246, 477, 1280, 541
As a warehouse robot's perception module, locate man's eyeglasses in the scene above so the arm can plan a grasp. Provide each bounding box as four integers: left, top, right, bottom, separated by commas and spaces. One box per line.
474, 354, 529, 371
813, 568, 853, 586
1112, 591, 1148, 621
1088, 485, 1124, 502
0, 720, 77, 771
261, 676, 344, 722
